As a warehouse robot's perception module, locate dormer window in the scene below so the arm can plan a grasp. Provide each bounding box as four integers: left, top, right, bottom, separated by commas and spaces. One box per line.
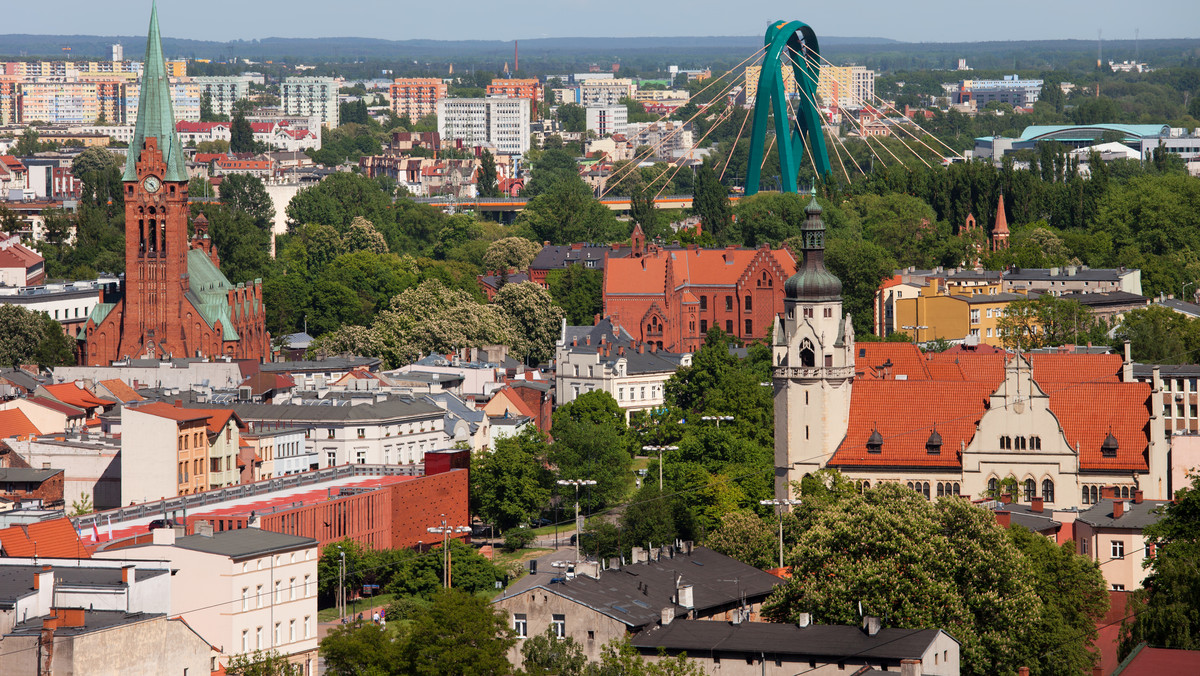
866, 426, 883, 453
1101, 430, 1119, 458
926, 427, 942, 455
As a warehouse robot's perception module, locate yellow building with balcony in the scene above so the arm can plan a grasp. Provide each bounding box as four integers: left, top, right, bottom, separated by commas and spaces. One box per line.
894, 279, 1036, 346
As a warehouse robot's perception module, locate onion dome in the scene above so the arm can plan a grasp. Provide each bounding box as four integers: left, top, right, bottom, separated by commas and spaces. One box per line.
784, 193, 843, 302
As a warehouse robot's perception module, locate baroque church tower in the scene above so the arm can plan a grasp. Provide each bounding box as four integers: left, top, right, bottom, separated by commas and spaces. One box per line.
772, 194, 855, 499
82, 3, 269, 365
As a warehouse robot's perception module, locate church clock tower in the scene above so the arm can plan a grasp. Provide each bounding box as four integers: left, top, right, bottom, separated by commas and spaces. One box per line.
81, 2, 270, 366
771, 193, 855, 499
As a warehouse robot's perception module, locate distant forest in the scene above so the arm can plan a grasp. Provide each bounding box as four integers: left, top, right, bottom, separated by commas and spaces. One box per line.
2, 34, 1199, 81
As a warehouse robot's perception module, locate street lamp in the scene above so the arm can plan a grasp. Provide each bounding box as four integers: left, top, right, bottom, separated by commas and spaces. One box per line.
700, 415, 735, 427
760, 498, 802, 569
641, 445, 678, 492
556, 479, 596, 564
427, 515, 471, 588
1183, 281, 1196, 304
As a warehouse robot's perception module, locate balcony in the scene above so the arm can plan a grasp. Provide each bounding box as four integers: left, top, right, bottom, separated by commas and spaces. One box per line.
773, 365, 855, 380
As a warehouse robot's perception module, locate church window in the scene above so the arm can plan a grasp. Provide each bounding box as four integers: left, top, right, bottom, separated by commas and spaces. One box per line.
1024, 479, 1035, 501
953, 483, 960, 495
1042, 479, 1054, 503
744, 295, 752, 311
725, 320, 733, 333
937, 483, 945, 498
745, 319, 752, 335
988, 477, 998, 497
699, 296, 707, 310
1120, 486, 1130, 499
922, 482, 930, 500
1091, 485, 1099, 504
700, 320, 708, 333
725, 296, 733, 311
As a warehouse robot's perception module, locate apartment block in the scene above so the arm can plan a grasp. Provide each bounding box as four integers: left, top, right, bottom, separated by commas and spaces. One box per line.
437, 97, 530, 155
579, 78, 635, 107
585, 105, 627, 137
193, 76, 254, 117
816, 65, 876, 110
389, 78, 447, 120
281, 77, 339, 128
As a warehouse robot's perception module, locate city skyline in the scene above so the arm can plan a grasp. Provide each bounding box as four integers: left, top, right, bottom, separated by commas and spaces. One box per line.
4, 0, 1199, 44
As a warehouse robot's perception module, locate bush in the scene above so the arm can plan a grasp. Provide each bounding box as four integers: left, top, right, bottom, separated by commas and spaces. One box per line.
503, 527, 537, 552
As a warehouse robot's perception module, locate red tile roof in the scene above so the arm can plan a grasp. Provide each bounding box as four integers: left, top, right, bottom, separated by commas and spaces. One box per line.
205, 409, 239, 435
97, 379, 144, 403
1115, 645, 1200, 675
831, 380, 995, 468
0, 517, 90, 558
832, 345, 1153, 472
26, 396, 86, 418
604, 247, 797, 295
0, 408, 41, 439
194, 153, 227, 164
176, 121, 228, 133
42, 382, 114, 410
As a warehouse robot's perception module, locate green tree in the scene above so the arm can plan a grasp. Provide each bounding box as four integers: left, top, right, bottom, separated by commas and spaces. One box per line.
546, 264, 603, 326
692, 164, 732, 242
825, 237, 896, 335
518, 177, 623, 245
286, 172, 395, 234
703, 510, 777, 569
765, 484, 1046, 676
470, 428, 552, 531
1121, 475, 1200, 656
1008, 525, 1109, 676
557, 103, 586, 133
199, 90, 221, 122
218, 173, 275, 230
523, 148, 581, 198
230, 108, 255, 153
193, 204, 273, 284
482, 237, 541, 276
320, 621, 406, 676
399, 588, 517, 676
342, 217, 389, 254
225, 649, 300, 676
71, 146, 121, 178
550, 391, 632, 511
478, 149, 500, 198
522, 627, 587, 676
494, 281, 565, 365
0, 305, 74, 368
69, 493, 94, 516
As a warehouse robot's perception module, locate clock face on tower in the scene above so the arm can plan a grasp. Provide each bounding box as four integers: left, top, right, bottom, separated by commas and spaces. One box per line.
142, 176, 161, 194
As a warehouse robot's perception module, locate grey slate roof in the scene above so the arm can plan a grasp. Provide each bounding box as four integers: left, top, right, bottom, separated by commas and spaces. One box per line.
156, 396, 444, 423
172, 527, 316, 560
1003, 266, 1134, 282
962, 292, 1035, 304
631, 620, 947, 662
8, 609, 165, 637
1058, 291, 1149, 308
0, 369, 44, 393
1131, 363, 1200, 378
1076, 498, 1169, 530
531, 244, 630, 272
496, 547, 780, 630
0, 468, 62, 484
561, 318, 635, 347
1155, 298, 1200, 317
260, 357, 382, 374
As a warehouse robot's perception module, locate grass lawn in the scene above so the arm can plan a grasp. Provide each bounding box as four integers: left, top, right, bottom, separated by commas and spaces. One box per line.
493, 547, 551, 567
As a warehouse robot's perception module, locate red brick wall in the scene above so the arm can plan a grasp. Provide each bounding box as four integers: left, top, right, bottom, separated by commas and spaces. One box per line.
390, 469, 469, 549
0, 471, 64, 507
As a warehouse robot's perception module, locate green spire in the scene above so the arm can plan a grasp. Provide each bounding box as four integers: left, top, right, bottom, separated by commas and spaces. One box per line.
123, 1, 188, 182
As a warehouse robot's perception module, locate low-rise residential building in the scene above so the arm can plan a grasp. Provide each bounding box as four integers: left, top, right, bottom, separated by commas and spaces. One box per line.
493, 545, 780, 665
633, 619, 960, 676
1074, 490, 1168, 591
119, 403, 244, 504
241, 427, 310, 480
0, 468, 64, 508
2, 432, 121, 509
0, 231, 45, 286
556, 318, 689, 420
95, 525, 319, 671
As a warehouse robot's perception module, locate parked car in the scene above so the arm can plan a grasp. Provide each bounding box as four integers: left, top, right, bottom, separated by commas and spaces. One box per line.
147, 518, 183, 531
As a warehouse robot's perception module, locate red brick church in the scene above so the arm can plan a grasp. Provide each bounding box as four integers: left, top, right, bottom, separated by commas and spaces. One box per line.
81, 5, 268, 366
602, 225, 797, 353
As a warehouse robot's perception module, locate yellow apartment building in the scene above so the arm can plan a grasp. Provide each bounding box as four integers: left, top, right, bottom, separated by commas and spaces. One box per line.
894, 279, 1035, 346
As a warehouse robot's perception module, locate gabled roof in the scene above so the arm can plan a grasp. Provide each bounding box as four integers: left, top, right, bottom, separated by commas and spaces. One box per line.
26, 396, 86, 418
123, 3, 188, 182
0, 518, 90, 558
129, 402, 212, 424
0, 408, 41, 439
42, 382, 114, 410
97, 379, 145, 403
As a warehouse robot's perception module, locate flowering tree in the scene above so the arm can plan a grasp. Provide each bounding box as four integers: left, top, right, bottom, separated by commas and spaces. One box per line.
494, 281, 564, 365
370, 279, 516, 367
341, 216, 389, 254
482, 236, 542, 274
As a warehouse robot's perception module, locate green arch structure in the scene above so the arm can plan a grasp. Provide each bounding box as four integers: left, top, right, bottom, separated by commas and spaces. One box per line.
745, 20, 832, 196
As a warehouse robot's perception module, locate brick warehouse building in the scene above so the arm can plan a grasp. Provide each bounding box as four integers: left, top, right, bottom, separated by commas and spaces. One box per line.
603, 225, 798, 352
81, 6, 268, 366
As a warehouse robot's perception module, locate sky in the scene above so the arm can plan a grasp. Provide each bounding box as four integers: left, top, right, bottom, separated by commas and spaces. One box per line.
6, 0, 1200, 43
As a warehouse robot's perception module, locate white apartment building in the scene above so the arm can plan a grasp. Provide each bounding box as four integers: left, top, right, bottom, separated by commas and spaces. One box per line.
579, 78, 635, 107
624, 121, 694, 158
281, 77, 339, 129
193, 76, 254, 117
585, 105, 628, 137
437, 97, 530, 155
95, 526, 320, 673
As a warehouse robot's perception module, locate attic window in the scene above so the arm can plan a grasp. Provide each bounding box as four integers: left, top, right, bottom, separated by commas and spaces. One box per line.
1101, 429, 1119, 458
926, 426, 942, 455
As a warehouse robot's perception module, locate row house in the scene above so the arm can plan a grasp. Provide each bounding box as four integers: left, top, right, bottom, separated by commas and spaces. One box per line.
119, 402, 245, 504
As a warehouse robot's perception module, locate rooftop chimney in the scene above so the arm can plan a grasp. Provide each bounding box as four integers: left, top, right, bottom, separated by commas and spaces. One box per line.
995, 511, 1011, 528
661, 607, 675, 625
1019, 668, 1030, 676
1113, 500, 1125, 519
798, 612, 811, 628
1031, 496, 1044, 513
900, 659, 922, 676
862, 615, 881, 636
1000, 493, 1012, 505
1134, 489, 1144, 504
194, 520, 214, 537
677, 584, 694, 609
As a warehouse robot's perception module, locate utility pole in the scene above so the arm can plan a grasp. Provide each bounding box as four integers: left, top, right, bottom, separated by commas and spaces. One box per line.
427, 515, 471, 588
557, 479, 596, 564
759, 498, 802, 568
641, 445, 678, 492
